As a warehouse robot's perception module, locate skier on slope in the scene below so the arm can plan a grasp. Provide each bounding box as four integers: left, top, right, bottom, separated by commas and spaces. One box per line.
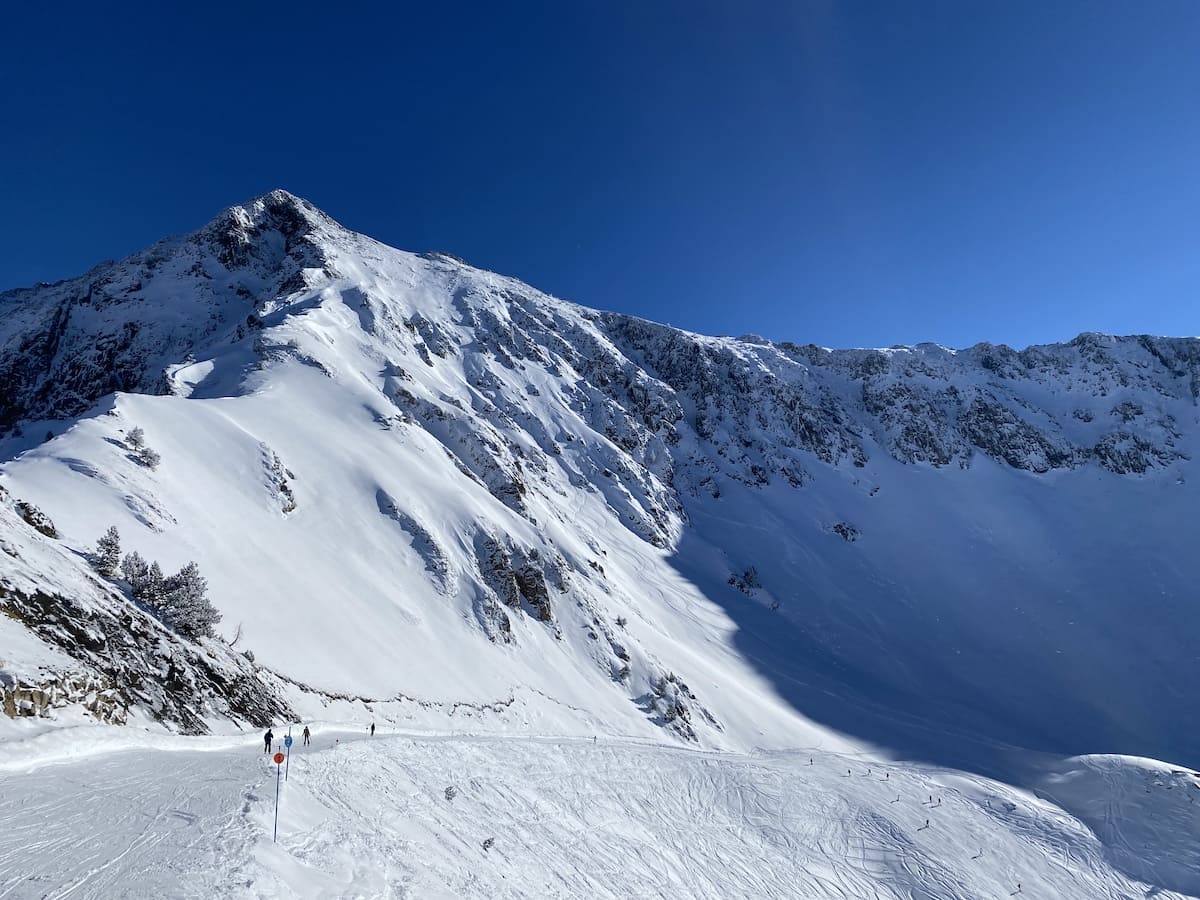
263, 728, 274, 753
302, 725, 311, 746
370, 722, 375, 736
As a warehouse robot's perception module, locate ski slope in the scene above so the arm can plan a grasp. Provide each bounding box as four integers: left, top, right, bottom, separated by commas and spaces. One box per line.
1, 726, 1196, 899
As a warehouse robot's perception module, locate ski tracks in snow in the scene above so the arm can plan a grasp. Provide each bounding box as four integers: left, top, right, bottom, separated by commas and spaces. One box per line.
0, 733, 1194, 899
0, 753, 263, 899
236, 736, 1193, 899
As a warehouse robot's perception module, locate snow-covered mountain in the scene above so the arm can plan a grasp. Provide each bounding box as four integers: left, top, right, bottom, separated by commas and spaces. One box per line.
3, 190, 1200, 897
1, 190, 1197, 774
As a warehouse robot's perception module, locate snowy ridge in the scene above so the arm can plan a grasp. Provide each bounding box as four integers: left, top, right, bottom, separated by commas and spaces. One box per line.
0, 190, 1197, 896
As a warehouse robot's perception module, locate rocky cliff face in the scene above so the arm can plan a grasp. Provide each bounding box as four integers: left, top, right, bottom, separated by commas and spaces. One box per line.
0, 192, 333, 431
4, 192, 1191, 485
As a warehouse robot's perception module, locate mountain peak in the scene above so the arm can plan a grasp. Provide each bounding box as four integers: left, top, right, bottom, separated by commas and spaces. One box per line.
235, 189, 326, 226
196, 189, 340, 271
253, 187, 308, 206
213, 188, 329, 237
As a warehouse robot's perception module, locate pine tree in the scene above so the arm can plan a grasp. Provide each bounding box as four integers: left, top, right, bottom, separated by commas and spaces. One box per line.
121, 550, 149, 593
137, 446, 161, 469
127, 427, 146, 450
94, 526, 121, 576
161, 561, 221, 639
143, 561, 166, 612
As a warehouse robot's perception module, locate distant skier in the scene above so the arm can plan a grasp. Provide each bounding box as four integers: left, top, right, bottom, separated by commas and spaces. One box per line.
370, 722, 375, 736
302, 725, 311, 746
264, 728, 274, 753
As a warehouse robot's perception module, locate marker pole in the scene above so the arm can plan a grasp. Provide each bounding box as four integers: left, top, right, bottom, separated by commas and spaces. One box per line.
272, 751, 285, 842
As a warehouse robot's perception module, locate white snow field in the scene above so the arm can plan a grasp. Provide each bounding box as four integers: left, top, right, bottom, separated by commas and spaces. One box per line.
2, 191, 1199, 896
2, 728, 1197, 899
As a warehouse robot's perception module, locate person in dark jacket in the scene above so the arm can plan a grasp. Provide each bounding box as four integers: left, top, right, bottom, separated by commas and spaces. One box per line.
264, 729, 274, 753
302, 725, 311, 746
369, 722, 375, 736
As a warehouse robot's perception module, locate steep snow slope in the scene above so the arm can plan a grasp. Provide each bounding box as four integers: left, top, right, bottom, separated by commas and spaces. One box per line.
1, 191, 1197, 776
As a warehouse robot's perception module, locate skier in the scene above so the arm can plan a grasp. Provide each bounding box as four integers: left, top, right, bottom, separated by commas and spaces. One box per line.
263, 728, 274, 753
302, 725, 311, 746
370, 722, 375, 736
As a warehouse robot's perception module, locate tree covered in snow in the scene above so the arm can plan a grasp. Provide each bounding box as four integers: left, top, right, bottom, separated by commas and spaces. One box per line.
121, 550, 148, 591
124, 427, 161, 468
143, 561, 166, 611
161, 561, 221, 639
121, 551, 219, 639
122, 554, 167, 613
94, 525, 121, 576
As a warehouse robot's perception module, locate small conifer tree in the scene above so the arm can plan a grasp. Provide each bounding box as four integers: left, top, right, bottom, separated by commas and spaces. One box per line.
162, 561, 221, 638
143, 561, 166, 612
95, 526, 121, 576
121, 550, 149, 593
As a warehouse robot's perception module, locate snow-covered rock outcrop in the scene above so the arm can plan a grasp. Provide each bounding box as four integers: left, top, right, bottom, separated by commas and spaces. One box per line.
0, 486, 289, 733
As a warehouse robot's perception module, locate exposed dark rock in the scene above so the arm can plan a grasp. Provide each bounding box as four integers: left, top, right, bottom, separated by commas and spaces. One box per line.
15, 500, 57, 538
1092, 432, 1178, 474
0, 585, 291, 733
960, 397, 1075, 473
832, 522, 860, 543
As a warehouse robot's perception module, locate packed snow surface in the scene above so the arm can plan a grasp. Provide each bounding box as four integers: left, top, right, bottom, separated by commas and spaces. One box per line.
1, 728, 1197, 899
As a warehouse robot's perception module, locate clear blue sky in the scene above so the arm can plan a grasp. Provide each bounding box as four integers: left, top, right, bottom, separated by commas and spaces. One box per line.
3, 2, 1197, 348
